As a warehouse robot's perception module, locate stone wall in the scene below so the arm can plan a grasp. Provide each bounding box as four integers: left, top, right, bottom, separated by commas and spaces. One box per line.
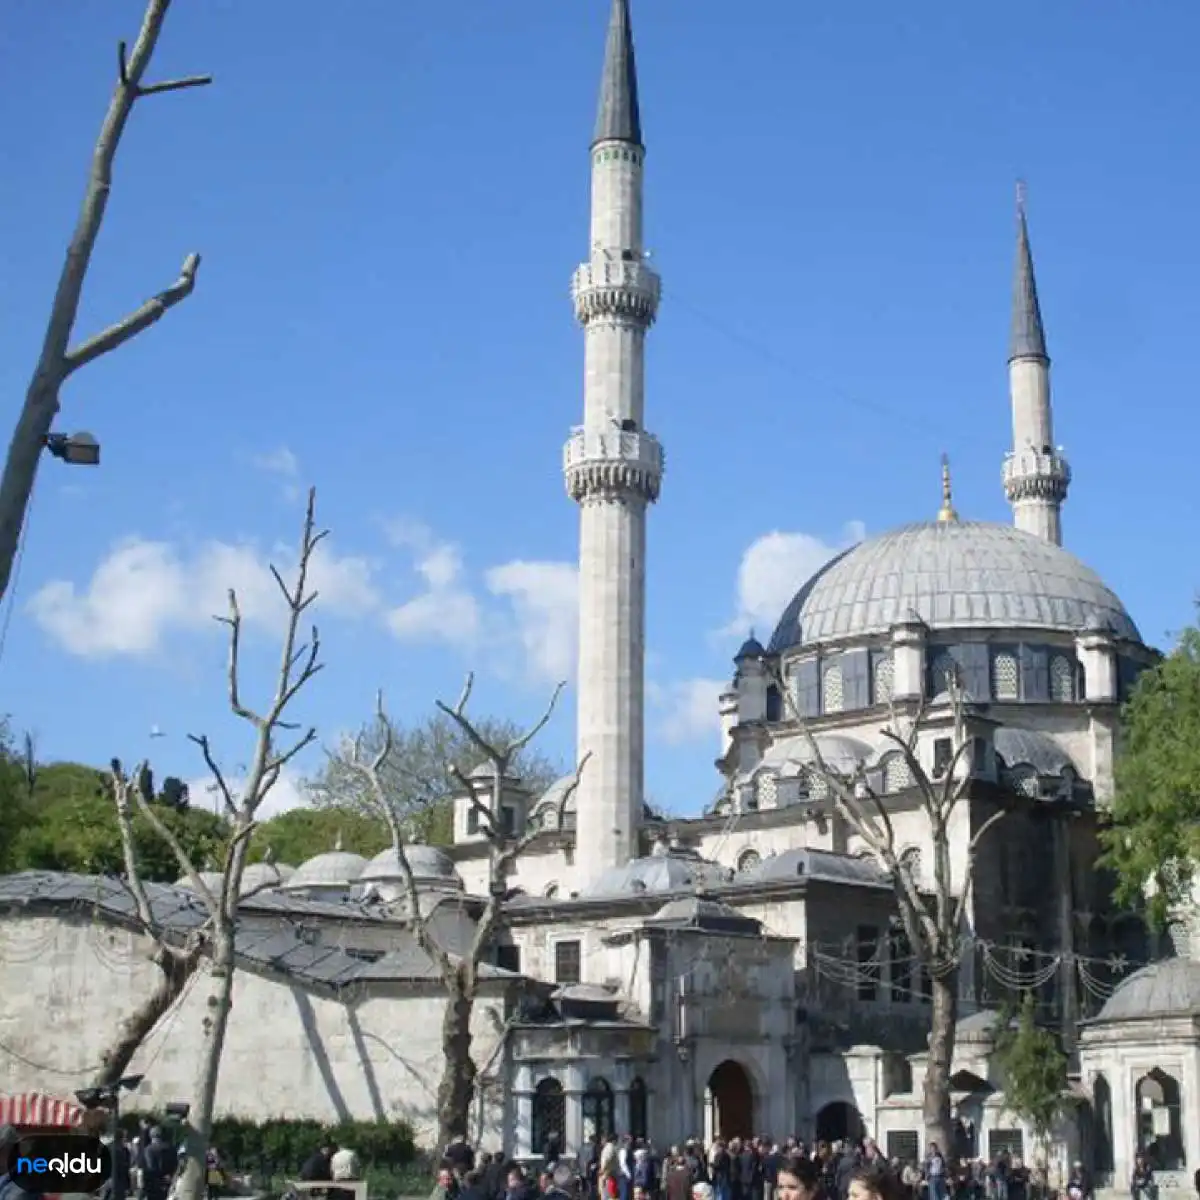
0, 913, 509, 1150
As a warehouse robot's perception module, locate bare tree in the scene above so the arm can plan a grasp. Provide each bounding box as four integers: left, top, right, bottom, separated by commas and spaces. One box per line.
0, 0, 211, 603
96, 761, 207, 1087
344, 677, 588, 1148
121, 490, 325, 1200
772, 665, 1007, 1159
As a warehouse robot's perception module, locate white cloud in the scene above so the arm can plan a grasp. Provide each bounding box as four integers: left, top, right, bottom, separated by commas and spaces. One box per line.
251, 446, 301, 501
720, 521, 866, 638
383, 517, 481, 648
29, 536, 380, 659
186, 767, 307, 822
485, 561, 579, 685
649, 677, 727, 746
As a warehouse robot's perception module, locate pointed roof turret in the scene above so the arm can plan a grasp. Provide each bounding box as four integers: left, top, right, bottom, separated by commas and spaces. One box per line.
593, 0, 642, 148
1010, 183, 1048, 363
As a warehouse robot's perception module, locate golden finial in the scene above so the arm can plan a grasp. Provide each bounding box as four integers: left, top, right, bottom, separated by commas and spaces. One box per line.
937, 453, 959, 523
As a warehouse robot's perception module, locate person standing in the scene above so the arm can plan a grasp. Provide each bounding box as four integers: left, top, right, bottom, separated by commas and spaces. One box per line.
923, 1145, 947, 1200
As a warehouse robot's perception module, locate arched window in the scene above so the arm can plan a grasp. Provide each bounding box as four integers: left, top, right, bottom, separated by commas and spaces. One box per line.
807, 771, 829, 801
929, 651, 956, 697
873, 654, 894, 705
1050, 654, 1076, 702
582, 1077, 615, 1141
736, 848, 762, 874
1007, 766, 1041, 798
882, 753, 913, 794
822, 659, 845, 714
755, 773, 777, 810
992, 651, 1019, 701
531, 1078, 565, 1157
1135, 1068, 1185, 1169
628, 1077, 649, 1140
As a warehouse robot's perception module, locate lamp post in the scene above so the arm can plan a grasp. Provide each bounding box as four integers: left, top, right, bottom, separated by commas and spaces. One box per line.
44, 431, 101, 466
75, 1074, 143, 1200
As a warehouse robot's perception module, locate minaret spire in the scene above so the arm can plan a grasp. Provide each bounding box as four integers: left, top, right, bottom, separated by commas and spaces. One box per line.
566, 0, 662, 885
594, 0, 642, 148
1001, 184, 1070, 545
1010, 183, 1048, 363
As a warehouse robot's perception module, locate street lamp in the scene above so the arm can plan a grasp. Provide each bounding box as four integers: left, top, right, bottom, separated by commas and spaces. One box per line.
44, 431, 101, 466
75, 1075, 143, 1200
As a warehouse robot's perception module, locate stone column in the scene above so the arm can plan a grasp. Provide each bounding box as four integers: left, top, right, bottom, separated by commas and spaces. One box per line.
513, 1065, 535, 1158
615, 1087, 631, 1137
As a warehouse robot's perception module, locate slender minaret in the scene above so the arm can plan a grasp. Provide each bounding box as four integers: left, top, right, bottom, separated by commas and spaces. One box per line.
1002, 185, 1071, 544
565, 0, 662, 882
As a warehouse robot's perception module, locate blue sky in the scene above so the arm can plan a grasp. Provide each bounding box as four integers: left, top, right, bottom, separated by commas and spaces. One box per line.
1, 0, 1197, 821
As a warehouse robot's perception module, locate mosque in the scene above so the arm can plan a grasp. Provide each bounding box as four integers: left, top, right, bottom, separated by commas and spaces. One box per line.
0, 0, 1197, 1194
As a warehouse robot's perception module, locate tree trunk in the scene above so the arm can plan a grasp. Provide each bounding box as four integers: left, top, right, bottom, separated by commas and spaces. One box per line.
0, 378, 60, 603
923, 972, 959, 1162
436, 972, 477, 1148
175, 928, 236, 1200
94, 945, 201, 1087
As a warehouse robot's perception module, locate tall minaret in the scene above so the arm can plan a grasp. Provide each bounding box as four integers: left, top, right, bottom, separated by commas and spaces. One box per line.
565, 0, 662, 882
1002, 186, 1071, 544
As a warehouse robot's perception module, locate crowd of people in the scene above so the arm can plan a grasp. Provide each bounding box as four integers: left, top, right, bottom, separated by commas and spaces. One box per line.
427, 1133, 1108, 1200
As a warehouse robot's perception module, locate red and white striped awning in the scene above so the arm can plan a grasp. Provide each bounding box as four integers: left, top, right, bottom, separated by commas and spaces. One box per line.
0, 1093, 85, 1128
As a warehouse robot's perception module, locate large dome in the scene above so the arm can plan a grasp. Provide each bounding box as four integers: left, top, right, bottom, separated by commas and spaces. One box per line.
359, 845, 462, 890
769, 521, 1139, 653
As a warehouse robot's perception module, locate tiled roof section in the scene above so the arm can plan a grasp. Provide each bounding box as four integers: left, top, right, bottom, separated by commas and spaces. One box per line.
0, 871, 514, 988
769, 521, 1140, 652
593, 0, 642, 147
1011, 204, 1048, 362
740, 848, 890, 890
994, 726, 1076, 775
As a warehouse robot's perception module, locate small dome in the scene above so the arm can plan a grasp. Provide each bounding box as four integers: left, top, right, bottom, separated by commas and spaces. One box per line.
531, 775, 580, 829
177, 870, 224, 893
1094, 958, 1200, 1023
239, 862, 294, 894
956, 1009, 1009, 1045
758, 732, 874, 775
735, 635, 765, 663
283, 849, 367, 891
769, 521, 1140, 653
359, 845, 462, 889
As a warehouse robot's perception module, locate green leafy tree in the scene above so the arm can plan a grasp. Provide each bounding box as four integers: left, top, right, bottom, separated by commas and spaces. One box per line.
306, 710, 563, 847
249, 807, 389, 866
0, 721, 34, 872
7, 760, 227, 881
1101, 615, 1200, 926
994, 991, 1069, 1145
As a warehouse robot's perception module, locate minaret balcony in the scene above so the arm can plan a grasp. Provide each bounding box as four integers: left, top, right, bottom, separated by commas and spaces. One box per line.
1002, 444, 1071, 504
572, 256, 661, 325
563, 425, 664, 504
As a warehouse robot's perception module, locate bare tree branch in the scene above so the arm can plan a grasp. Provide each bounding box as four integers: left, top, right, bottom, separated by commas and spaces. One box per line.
64, 253, 201, 374
0, 0, 211, 605
185, 734, 238, 818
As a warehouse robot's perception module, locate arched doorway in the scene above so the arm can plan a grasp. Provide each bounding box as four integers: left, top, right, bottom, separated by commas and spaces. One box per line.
583, 1077, 615, 1141
1135, 1068, 1185, 1169
531, 1078, 565, 1157
816, 1101, 864, 1145
705, 1060, 754, 1140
